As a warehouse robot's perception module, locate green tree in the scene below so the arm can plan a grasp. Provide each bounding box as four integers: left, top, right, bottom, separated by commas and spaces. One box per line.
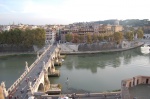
65, 33, 73, 42
125, 31, 134, 41
72, 33, 79, 43
78, 35, 84, 43
114, 32, 123, 44
137, 28, 144, 39
92, 33, 98, 43
0, 28, 45, 48
87, 33, 92, 44
104, 35, 109, 41
98, 35, 104, 42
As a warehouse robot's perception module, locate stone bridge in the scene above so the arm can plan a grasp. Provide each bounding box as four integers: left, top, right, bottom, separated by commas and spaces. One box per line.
0, 44, 61, 99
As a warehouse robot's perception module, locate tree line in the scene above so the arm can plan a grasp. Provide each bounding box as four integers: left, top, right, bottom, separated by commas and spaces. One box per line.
65, 28, 144, 44
0, 28, 45, 48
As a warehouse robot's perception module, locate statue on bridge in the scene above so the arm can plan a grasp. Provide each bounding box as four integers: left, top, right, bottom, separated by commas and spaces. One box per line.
1, 81, 8, 97
27, 81, 34, 98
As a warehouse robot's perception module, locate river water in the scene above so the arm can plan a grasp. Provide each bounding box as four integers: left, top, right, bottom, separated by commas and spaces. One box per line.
0, 47, 150, 93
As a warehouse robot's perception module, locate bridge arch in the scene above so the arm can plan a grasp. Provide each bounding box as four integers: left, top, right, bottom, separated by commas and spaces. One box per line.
38, 83, 44, 92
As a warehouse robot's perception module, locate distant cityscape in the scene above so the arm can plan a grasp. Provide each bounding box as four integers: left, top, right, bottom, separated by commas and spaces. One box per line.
0, 19, 150, 45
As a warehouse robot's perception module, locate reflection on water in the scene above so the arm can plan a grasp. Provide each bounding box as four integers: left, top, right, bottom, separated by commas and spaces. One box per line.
0, 47, 150, 93
50, 47, 150, 93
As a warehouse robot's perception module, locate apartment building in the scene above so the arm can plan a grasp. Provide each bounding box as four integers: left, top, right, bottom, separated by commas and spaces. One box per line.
45, 28, 56, 44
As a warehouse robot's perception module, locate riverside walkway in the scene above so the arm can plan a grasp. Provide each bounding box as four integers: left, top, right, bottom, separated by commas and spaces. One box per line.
1, 44, 61, 99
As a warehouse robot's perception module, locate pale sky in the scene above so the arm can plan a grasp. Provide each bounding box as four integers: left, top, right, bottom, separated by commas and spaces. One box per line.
0, 0, 150, 25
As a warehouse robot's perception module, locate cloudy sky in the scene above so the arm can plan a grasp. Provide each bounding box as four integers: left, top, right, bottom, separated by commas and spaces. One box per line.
0, 0, 150, 25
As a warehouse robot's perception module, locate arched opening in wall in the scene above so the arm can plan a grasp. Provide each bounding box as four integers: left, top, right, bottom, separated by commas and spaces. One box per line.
38, 83, 44, 92
146, 79, 149, 84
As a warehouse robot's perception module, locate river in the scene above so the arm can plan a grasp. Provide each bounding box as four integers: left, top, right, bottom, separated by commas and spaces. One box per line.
0, 47, 150, 93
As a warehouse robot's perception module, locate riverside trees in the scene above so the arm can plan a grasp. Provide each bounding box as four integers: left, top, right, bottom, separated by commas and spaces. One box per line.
0, 28, 45, 48
64, 28, 144, 44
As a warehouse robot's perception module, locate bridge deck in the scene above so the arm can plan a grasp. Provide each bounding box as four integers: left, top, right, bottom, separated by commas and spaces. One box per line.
7, 45, 57, 99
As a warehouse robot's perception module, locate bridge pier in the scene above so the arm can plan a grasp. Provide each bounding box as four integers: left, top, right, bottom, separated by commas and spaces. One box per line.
48, 59, 60, 77
54, 58, 62, 66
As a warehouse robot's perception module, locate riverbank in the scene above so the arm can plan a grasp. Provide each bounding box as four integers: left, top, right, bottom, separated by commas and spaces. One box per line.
60, 42, 144, 55
0, 42, 144, 56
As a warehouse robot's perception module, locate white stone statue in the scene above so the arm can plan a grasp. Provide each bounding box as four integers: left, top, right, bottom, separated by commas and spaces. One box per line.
1, 81, 5, 88
1, 81, 8, 97
28, 81, 32, 88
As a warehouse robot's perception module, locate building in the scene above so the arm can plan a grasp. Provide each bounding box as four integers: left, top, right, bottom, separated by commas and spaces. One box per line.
111, 25, 123, 32
121, 75, 150, 99
45, 29, 56, 44
2, 25, 10, 31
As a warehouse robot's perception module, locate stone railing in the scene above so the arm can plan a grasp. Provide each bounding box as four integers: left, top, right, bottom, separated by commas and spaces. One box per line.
32, 71, 44, 92
7, 45, 52, 94
7, 44, 60, 94
31, 45, 59, 92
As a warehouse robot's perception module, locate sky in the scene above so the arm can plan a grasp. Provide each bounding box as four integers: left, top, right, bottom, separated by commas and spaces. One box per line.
0, 0, 150, 25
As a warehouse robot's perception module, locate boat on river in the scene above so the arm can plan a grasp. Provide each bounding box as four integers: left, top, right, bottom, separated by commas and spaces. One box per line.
140, 44, 150, 54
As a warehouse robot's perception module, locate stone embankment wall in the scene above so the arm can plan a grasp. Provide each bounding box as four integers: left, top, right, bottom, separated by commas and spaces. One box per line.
60, 42, 120, 52
60, 41, 141, 53
78, 42, 118, 51
0, 45, 34, 52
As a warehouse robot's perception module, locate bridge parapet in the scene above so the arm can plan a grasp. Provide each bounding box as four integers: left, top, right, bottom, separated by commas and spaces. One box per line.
6, 45, 52, 95
4, 44, 61, 98
32, 70, 45, 92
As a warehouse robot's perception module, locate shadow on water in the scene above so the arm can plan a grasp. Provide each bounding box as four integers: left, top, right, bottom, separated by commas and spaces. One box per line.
63, 47, 142, 73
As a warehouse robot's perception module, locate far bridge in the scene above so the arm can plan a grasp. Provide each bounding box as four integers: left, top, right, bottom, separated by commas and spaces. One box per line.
0, 44, 61, 99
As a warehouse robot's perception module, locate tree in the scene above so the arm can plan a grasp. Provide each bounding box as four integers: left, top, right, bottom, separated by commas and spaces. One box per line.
0, 28, 45, 48
65, 33, 73, 42
98, 35, 104, 42
113, 32, 123, 44
137, 28, 144, 39
104, 35, 109, 41
87, 33, 92, 44
78, 35, 84, 43
92, 33, 98, 43
72, 33, 79, 43
125, 31, 134, 41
